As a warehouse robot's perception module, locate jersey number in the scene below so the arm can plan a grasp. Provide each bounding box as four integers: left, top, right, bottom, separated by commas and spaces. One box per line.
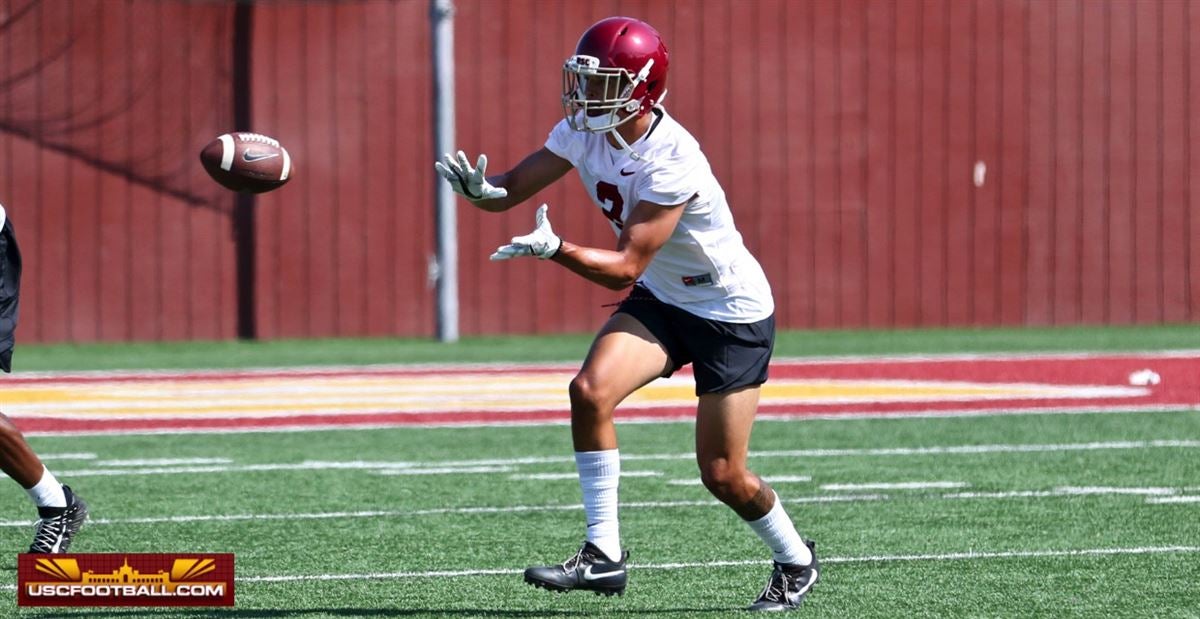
596, 181, 625, 230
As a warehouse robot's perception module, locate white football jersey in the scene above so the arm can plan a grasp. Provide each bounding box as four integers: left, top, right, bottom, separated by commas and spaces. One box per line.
544, 108, 773, 322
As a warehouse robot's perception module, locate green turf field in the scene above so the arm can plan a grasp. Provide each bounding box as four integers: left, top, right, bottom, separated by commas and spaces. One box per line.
2, 326, 1199, 617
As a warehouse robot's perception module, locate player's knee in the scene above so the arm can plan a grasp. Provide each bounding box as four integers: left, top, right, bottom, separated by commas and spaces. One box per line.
569, 373, 610, 413
697, 458, 745, 500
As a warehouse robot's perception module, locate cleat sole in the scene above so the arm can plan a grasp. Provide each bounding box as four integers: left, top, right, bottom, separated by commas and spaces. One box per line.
525, 575, 625, 597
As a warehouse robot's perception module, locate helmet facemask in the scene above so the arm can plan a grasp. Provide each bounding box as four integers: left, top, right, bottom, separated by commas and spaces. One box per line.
562, 55, 654, 133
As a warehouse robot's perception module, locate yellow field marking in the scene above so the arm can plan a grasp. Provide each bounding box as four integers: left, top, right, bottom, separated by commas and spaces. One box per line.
0, 374, 1143, 419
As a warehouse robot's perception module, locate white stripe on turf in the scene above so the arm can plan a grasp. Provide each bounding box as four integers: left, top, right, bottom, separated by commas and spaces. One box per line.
669, 475, 813, 486
19, 407, 1200, 438
39, 438, 1200, 477
376, 466, 514, 475
510, 471, 663, 480
0, 479, 1181, 529
1145, 496, 1200, 504
946, 487, 1180, 499
822, 481, 969, 491
95, 458, 233, 466
1054, 486, 1177, 495
0, 544, 1194, 590
229, 545, 1200, 583
0, 495, 888, 528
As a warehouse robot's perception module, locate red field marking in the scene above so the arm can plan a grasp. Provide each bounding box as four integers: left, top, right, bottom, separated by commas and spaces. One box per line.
7, 353, 1198, 435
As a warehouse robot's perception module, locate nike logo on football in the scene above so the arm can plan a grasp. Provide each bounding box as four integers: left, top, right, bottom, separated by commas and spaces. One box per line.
581, 565, 625, 581
619, 168, 635, 176
243, 150, 280, 162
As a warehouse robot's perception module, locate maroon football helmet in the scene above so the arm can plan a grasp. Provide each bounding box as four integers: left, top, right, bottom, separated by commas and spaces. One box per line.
562, 17, 669, 133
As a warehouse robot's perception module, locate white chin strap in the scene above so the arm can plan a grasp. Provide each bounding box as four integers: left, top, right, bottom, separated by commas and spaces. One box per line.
607, 92, 667, 162
608, 126, 643, 161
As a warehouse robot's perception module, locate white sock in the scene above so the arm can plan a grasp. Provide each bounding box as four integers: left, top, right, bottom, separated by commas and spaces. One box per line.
26, 467, 67, 509
746, 491, 812, 566
575, 449, 621, 561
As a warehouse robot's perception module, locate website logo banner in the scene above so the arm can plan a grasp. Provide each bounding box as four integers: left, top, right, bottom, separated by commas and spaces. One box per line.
18, 553, 234, 607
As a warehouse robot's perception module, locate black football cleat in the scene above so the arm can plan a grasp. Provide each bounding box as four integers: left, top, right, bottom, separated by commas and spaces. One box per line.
748, 540, 820, 612
28, 485, 89, 554
524, 541, 628, 596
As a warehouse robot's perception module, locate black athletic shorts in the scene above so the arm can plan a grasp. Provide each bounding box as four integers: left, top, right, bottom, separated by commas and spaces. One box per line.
614, 284, 775, 396
0, 217, 20, 373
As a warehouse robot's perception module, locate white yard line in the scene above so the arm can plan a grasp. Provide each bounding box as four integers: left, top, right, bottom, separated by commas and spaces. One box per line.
943, 490, 1064, 499
822, 481, 969, 491
743, 439, 1200, 458
233, 545, 1200, 583
2, 544, 1193, 591
1146, 496, 1200, 504
36, 452, 97, 460
95, 458, 233, 466
945, 487, 1182, 499
21, 405, 1200, 436
0, 480, 1186, 530
376, 466, 515, 476
669, 475, 812, 486
0, 495, 887, 529
40, 439, 1200, 478
1055, 486, 1177, 496
510, 471, 663, 480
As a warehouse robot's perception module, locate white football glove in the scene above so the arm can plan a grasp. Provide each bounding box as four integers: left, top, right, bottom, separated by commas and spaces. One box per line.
490, 204, 562, 261
434, 151, 508, 201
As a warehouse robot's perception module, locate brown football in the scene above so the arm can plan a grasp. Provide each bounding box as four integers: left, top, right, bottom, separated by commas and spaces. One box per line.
199, 132, 293, 194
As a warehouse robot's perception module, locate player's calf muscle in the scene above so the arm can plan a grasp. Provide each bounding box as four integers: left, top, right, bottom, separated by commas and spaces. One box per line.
731, 478, 776, 521
702, 469, 773, 521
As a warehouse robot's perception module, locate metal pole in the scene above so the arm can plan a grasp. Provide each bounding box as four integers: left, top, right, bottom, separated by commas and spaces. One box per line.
232, 1, 257, 340
431, 0, 458, 342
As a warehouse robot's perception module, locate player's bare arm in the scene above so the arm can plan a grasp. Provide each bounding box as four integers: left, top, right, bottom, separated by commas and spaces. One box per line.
552, 199, 685, 290
435, 148, 571, 213
491, 198, 685, 289
480, 148, 573, 212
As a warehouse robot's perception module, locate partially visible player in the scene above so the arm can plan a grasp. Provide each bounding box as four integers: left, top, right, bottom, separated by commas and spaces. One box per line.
435, 16, 817, 611
0, 201, 88, 553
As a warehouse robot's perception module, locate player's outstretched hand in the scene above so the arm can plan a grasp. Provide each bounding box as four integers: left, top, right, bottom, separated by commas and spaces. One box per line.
434, 151, 508, 201
490, 204, 562, 261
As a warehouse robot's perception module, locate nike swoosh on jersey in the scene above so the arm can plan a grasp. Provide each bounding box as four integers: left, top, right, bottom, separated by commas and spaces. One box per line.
582, 565, 625, 581
243, 150, 280, 162
619, 168, 636, 176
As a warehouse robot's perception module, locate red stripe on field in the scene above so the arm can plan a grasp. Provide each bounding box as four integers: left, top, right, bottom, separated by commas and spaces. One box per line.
8, 354, 1198, 434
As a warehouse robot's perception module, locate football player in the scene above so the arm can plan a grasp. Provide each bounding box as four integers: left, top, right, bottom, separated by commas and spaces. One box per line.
0, 202, 88, 553
436, 16, 817, 611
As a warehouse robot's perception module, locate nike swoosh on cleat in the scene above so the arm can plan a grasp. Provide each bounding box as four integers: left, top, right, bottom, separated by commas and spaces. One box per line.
582, 565, 624, 581
243, 150, 280, 162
